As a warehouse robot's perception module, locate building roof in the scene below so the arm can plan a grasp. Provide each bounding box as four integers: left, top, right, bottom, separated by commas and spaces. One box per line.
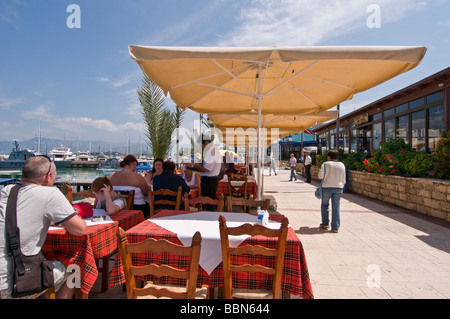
312, 66, 450, 133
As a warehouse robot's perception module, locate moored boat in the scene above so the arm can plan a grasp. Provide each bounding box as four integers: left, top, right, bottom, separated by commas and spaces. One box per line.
48, 146, 76, 168
0, 141, 41, 170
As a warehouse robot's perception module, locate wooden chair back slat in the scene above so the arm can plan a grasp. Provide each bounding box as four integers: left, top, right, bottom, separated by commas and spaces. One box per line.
227, 197, 270, 212
184, 194, 224, 212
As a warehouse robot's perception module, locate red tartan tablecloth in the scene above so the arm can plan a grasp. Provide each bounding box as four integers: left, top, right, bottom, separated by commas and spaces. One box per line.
43, 210, 144, 296
216, 179, 258, 198
112, 209, 145, 231
109, 210, 313, 299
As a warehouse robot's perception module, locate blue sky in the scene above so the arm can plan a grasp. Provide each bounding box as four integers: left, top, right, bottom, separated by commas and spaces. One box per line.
0, 0, 449, 150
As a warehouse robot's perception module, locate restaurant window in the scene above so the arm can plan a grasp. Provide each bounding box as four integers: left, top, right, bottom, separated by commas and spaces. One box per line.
350, 129, 357, 153
384, 108, 395, 118
410, 97, 425, 110
384, 118, 396, 141
428, 105, 444, 151
371, 113, 382, 122
319, 134, 328, 153
395, 103, 408, 114
411, 110, 425, 151
372, 123, 382, 150
397, 115, 409, 145
427, 91, 444, 104
342, 131, 349, 153
330, 134, 335, 149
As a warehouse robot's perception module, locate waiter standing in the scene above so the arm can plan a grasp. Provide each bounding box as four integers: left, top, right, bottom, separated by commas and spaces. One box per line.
186, 136, 222, 210
304, 151, 312, 183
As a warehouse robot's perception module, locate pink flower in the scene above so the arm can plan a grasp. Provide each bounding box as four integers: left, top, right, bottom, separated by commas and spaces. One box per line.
390, 165, 394, 169
429, 172, 435, 176
401, 149, 407, 153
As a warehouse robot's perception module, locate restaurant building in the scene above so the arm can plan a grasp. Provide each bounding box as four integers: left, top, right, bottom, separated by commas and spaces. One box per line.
312, 67, 450, 154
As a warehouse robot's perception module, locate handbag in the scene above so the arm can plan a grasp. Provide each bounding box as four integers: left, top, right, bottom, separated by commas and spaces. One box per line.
315, 163, 326, 199
5, 185, 55, 298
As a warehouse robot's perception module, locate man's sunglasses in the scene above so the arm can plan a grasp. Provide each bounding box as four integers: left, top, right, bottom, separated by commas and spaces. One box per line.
38, 155, 53, 176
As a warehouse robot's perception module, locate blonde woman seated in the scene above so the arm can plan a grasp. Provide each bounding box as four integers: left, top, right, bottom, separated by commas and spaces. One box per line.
91, 177, 126, 216
109, 154, 150, 218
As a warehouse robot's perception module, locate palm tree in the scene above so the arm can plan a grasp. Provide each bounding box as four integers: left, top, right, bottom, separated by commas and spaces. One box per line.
138, 74, 185, 160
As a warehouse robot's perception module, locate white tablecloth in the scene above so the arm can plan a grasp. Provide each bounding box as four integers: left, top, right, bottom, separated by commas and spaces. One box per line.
151, 212, 280, 274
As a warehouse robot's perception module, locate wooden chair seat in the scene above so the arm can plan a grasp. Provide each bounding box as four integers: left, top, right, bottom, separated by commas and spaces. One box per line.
139, 283, 209, 299
219, 215, 289, 299
230, 288, 273, 299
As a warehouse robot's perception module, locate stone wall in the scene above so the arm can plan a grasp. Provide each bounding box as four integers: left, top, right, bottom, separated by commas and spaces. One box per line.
299, 164, 450, 222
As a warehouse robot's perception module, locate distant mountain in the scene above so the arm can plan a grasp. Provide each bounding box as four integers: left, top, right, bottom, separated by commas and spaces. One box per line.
0, 138, 152, 157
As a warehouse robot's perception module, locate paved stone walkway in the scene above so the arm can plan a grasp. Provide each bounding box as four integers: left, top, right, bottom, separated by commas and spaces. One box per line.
265, 167, 450, 299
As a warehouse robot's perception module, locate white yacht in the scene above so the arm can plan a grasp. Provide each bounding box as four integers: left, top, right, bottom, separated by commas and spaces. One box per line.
48, 146, 76, 168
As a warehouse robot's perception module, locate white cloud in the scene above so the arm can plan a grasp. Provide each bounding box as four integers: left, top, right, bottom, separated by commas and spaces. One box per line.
0, 93, 23, 110
216, 0, 430, 46
20, 105, 146, 138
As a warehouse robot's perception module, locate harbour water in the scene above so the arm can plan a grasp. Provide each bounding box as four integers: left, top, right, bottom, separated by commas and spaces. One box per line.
0, 167, 114, 191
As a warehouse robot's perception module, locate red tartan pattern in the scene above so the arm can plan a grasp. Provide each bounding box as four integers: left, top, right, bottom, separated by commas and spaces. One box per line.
111, 209, 145, 231
216, 180, 258, 198
43, 210, 144, 296
109, 210, 314, 298
44, 222, 118, 295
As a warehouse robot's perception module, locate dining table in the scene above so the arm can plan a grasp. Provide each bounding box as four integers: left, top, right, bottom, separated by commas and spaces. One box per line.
109, 209, 314, 299
43, 209, 144, 298
216, 177, 258, 199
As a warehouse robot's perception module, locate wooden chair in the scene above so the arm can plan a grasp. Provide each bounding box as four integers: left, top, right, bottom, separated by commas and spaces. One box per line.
148, 186, 182, 217
227, 173, 249, 199
28, 286, 56, 299
63, 185, 95, 205
219, 215, 289, 299
116, 189, 135, 210
227, 197, 270, 213
116, 227, 209, 299
184, 193, 224, 212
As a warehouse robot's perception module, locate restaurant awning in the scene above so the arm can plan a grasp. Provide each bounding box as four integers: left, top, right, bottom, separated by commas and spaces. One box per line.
129, 45, 427, 199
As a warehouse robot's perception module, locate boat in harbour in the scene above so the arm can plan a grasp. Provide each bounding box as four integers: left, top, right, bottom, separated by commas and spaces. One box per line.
48, 146, 76, 169
77, 151, 95, 161
0, 141, 41, 170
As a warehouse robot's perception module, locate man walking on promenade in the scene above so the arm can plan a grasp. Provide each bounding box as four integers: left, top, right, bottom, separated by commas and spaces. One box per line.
268, 155, 277, 176
289, 153, 297, 181
304, 151, 312, 183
